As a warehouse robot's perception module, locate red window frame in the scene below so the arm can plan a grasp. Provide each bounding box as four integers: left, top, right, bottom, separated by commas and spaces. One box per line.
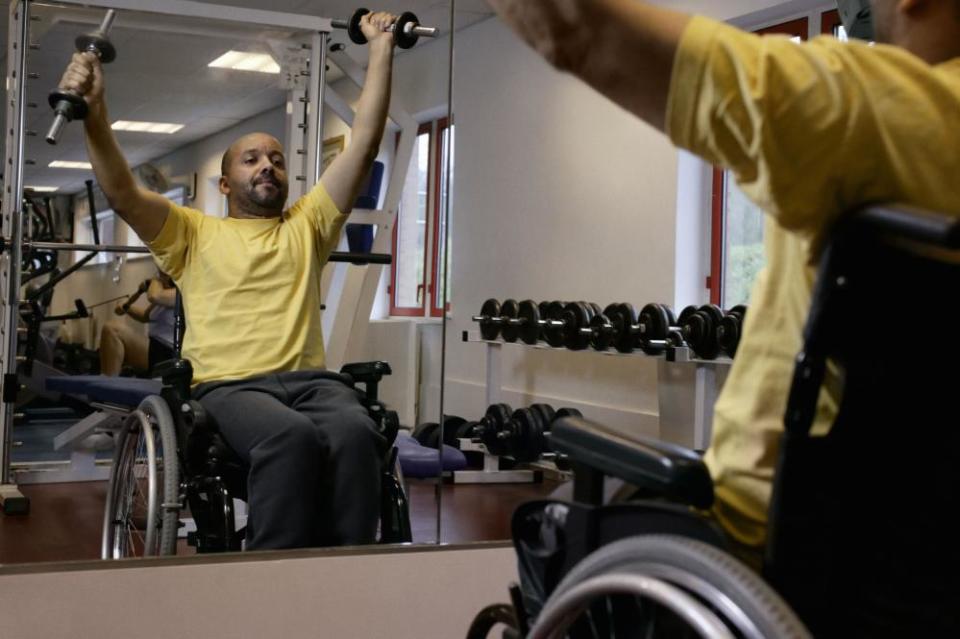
708, 17, 809, 305
390, 122, 433, 317
821, 9, 842, 36
429, 117, 451, 317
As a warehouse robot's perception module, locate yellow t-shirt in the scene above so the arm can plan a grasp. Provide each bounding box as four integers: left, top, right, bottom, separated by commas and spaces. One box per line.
666, 16, 960, 548
145, 183, 346, 386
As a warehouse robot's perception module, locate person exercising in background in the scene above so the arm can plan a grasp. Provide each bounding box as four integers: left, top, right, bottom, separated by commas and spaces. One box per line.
58, 10, 400, 550
486, 0, 960, 565
99, 270, 176, 377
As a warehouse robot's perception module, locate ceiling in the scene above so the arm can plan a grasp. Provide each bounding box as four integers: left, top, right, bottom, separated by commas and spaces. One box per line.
2, 0, 492, 195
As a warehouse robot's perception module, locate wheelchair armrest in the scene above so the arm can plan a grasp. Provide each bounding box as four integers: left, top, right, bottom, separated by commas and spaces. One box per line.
340, 361, 392, 384
550, 416, 714, 510
340, 361, 392, 402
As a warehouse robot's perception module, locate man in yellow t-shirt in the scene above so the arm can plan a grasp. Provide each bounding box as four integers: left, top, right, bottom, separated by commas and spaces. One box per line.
487, 0, 960, 555
59, 11, 402, 549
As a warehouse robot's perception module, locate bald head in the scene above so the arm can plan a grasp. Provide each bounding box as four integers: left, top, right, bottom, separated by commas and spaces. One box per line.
221, 133, 284, 177
218, 132, 289, 219
870, 0, 960, 63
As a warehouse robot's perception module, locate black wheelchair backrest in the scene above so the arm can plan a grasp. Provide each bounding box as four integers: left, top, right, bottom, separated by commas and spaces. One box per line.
766, 204, 960, 637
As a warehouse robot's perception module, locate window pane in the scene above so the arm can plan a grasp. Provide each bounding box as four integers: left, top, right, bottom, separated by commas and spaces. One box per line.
434, 124, 454, 312
722, 173, 765, 309
395, 130, 430, 309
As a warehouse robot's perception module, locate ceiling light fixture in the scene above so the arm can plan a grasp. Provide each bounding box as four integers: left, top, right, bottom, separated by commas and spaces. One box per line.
49, 160, 92, 169
208, 50, 280, 74
112, 120, 184, 134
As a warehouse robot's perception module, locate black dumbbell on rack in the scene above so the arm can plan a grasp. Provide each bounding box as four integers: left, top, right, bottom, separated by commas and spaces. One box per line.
472, 298, 517, 341
581, 303, 685, 354
677, 304, 725, 359
717, 305, 747, 357
473, 299, 595, 348
483, 404, 583, 462
332, 8, 439, 49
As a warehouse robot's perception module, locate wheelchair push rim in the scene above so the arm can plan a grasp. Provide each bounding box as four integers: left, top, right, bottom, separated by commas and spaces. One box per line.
101, 396, 180, 559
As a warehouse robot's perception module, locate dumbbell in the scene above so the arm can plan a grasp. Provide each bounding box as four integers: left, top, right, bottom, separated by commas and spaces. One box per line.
677, 304, 725, 359
581, 303, 684, 354
332, 8, 438, 50
46, 10, 119, 145
516, 300, 600, 349
717, 305, 747, 357
472, 298, 517, 341
412, 415, 468, 449
476, 403, 514, 456
504, 405, 585, 463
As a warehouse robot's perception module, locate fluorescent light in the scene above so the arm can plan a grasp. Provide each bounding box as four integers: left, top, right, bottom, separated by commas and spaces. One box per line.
208, 50, 280, 74
112, 120, 184, 134
25, 186, 58, 192
49, 160, 92, 169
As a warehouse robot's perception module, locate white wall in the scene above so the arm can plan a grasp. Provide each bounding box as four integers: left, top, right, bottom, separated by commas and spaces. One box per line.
441, 17, 677, 436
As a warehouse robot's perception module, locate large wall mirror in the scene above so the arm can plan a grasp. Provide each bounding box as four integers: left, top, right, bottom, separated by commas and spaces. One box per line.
436, 1, 838, 545
0, 0, 455, 568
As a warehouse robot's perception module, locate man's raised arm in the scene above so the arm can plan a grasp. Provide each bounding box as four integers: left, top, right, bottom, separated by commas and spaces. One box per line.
321, 11, 396, 214
59, 52, 170, 242
486, 0, 690, 132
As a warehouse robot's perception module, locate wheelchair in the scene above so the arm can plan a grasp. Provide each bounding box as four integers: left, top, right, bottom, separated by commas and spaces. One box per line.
99, 355, 412, 558
469, 204, 960, 638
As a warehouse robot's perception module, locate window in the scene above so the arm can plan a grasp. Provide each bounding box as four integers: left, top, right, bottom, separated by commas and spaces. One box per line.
391, 117, 453, 318
74, 186, 186, 264
709, 18, 808, 308
821, 9, 848, 40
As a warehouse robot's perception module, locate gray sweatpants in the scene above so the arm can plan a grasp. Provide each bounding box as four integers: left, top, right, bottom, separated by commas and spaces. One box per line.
193, 370, 386, 550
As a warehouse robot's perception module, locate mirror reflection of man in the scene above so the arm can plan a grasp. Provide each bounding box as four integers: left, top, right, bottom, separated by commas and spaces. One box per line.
486, 0, 960, 566
59, 11, 402, 549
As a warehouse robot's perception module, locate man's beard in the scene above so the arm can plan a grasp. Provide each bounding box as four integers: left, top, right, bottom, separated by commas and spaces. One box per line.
246, 176, 286, 210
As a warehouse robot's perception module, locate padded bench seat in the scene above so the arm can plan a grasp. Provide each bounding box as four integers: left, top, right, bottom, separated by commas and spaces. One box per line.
46, 375, 162, 407
550, 416, 714, 509
396, 432, 468, 478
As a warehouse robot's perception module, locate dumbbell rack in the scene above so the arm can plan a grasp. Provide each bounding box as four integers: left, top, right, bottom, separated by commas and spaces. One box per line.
459, 331, 733, 483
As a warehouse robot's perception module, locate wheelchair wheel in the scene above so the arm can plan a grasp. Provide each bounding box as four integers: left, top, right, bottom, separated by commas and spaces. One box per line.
102, 396, 180, 558
531, 535, 811, 639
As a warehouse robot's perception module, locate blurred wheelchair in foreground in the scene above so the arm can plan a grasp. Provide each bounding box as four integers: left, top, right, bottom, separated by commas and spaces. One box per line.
469, 204, 960, 638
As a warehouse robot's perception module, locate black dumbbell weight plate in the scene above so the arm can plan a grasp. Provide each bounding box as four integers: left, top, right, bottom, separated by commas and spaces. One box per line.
555, 407, 583, 420
695, 304, 724, 359
639, 303, 670, 355
478, 298, 501, 341
441, 416, 468, 448
455, 420, 480, 442
394, 11, 420, 49
517, 299, 542, 345
562, 302, 591, 350
481, 403, 513, 456
500, 299, 521, 342
678, 305, 699, 326
76, 32, 116, 62
347, 7, 370, 45
509, 408, 545, 462
543, 301, 567, 348
529, 403, 556, 430
412, 422, 440, 448
589, 313, 614, 351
